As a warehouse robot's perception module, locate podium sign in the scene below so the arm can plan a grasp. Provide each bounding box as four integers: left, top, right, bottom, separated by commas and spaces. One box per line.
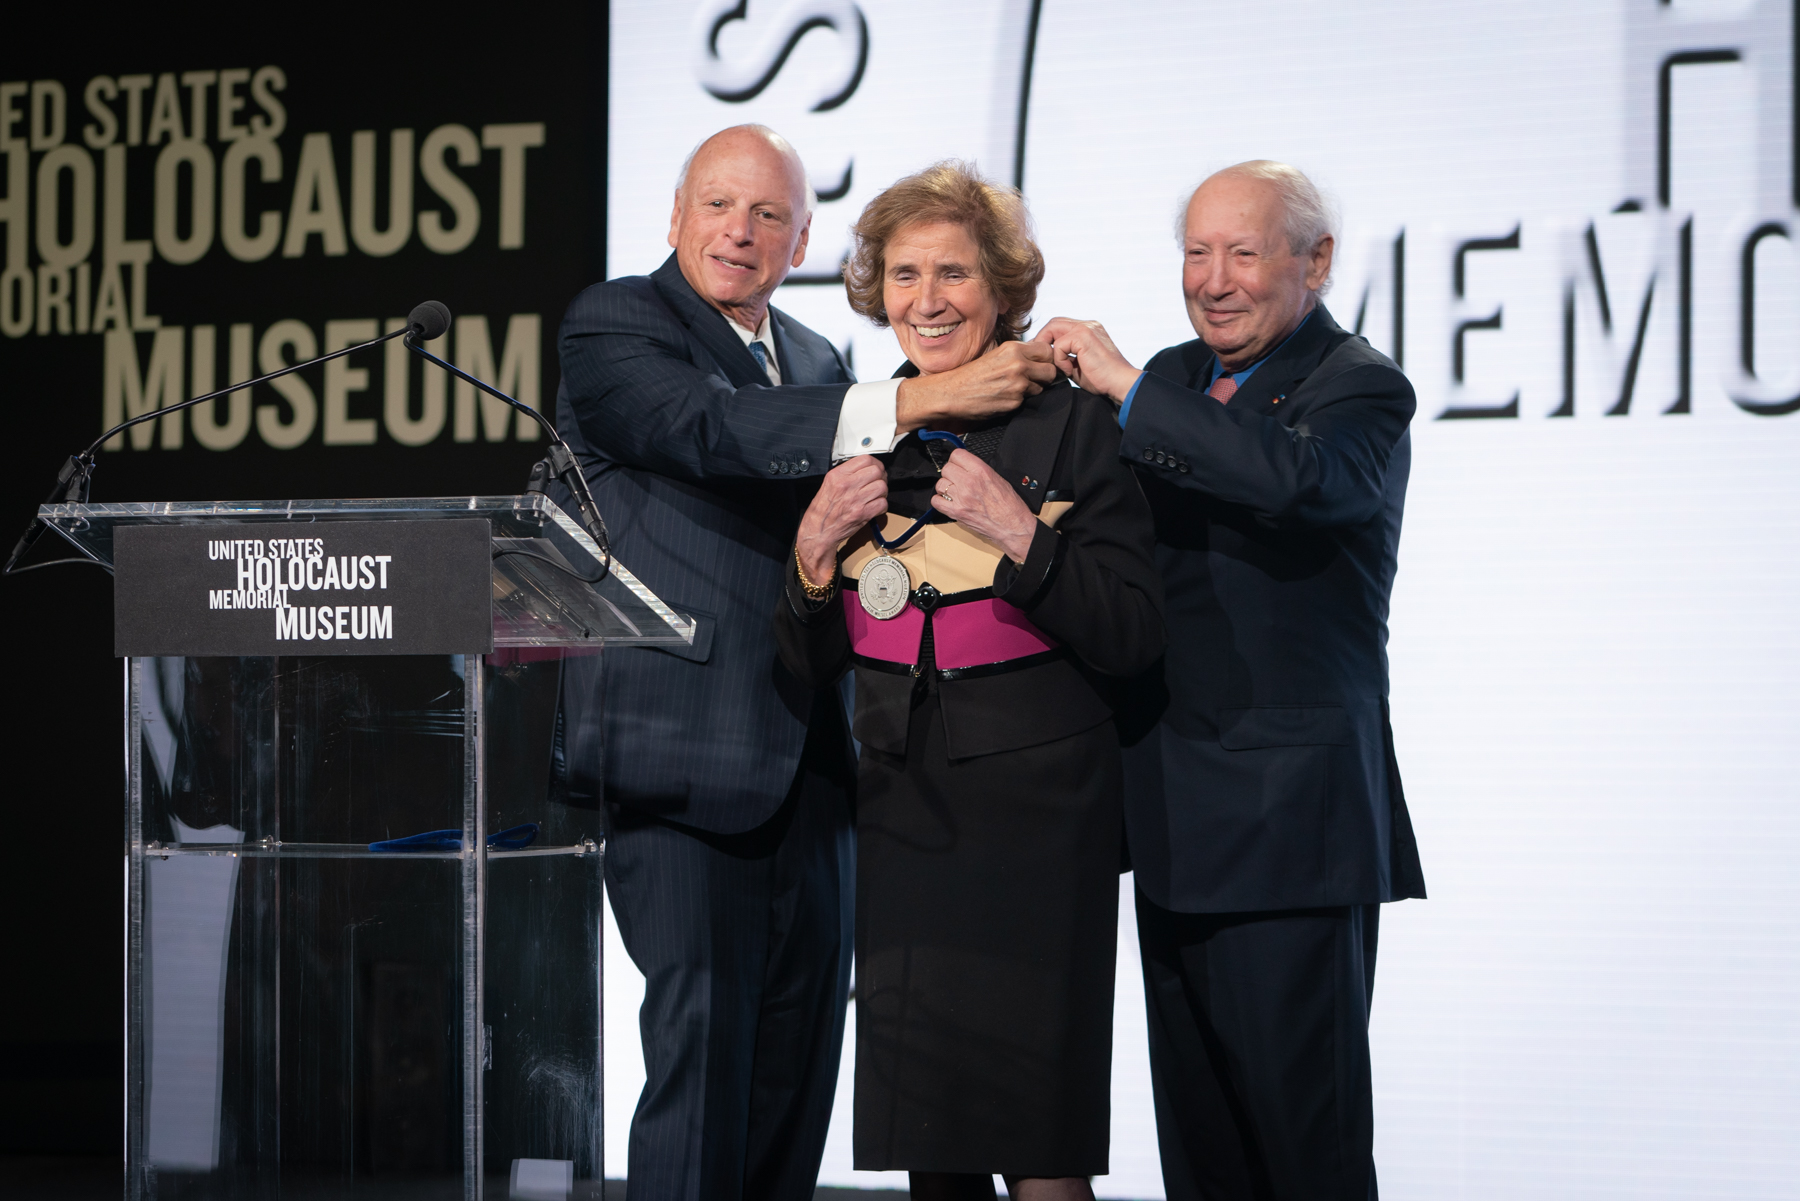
114, 519, 495, 657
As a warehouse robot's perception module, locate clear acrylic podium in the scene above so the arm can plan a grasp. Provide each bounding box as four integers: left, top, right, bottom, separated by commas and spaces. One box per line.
40, 494, 693, 1201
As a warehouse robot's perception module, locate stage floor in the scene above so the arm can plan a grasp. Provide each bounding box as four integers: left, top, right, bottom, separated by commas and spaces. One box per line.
0, 1158, 914, 1201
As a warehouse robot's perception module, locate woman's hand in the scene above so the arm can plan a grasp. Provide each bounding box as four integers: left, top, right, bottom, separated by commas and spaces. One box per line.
933, 449, 1038, 564
796, 455, 889, 585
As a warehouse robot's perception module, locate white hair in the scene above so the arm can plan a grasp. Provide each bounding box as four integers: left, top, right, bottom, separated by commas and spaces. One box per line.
676, 124, 817, 215
1173, 160, 1339, 291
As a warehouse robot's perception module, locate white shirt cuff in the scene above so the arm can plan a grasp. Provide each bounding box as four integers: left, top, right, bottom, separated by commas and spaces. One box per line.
832, 378, 904, 461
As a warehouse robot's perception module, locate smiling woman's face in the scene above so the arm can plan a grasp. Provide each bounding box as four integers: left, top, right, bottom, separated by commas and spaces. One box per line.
883, 221, 1003, 375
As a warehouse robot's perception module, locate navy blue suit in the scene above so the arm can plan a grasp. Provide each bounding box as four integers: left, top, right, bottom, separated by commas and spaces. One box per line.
556, 254, 856, 1200
1118, 303, 1424, 1200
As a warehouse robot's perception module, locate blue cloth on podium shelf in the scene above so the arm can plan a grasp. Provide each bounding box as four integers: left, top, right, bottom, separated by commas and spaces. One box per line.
368, 822, 539, 852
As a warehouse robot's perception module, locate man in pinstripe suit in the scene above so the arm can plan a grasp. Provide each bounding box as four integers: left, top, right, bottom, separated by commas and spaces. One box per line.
555, 126, 1056, 1200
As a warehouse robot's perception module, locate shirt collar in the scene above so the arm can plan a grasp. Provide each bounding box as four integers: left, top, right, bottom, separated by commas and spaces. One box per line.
1207, 307, 1315, 389
728, 310, 774, 348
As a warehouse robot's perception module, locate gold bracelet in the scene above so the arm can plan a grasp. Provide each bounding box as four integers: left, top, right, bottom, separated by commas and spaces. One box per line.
795, 544, 836, 599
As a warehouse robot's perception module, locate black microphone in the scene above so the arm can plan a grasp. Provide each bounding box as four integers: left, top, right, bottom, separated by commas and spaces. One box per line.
401, 303, 611, 575
5, 314, 433, 577
408, 299, 450, 341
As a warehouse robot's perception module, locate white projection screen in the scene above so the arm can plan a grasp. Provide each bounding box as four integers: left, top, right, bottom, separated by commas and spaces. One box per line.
604, 2, 1800, 1195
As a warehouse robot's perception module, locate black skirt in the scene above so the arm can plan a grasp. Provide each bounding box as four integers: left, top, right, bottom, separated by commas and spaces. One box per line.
852, 685, 1120, 1176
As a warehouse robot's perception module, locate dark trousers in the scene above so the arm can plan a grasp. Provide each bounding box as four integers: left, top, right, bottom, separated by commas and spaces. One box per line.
603, 700, 855, 1201
1136, 890, 1380, 1201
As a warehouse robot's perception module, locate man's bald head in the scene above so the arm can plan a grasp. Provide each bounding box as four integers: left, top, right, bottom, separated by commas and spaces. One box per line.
678, 125, 817, 217
667, 124, 818, 332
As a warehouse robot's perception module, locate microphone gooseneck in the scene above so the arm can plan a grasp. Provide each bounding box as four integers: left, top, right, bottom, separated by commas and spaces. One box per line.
6, 299, 613, 587
400, 308, 612, 578
7, 318, 416, 577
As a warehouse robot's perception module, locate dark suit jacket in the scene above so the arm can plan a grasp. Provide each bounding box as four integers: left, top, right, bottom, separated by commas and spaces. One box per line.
1119, 303, 1426, 912
773, 379, 1165, 759
555, 254, 855, 833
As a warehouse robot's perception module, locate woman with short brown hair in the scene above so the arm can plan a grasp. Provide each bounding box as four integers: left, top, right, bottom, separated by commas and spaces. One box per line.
842, 160, 1045, 343
775, 161, 1164, 1201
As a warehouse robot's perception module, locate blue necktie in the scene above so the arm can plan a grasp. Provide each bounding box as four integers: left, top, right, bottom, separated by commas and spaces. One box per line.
748, 340, 771, 381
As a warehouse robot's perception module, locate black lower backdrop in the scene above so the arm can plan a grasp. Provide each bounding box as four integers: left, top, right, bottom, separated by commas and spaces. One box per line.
0, 5, 607, 1154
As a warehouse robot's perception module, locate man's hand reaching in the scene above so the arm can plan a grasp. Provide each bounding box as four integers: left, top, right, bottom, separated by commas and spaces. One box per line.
895, 340, 1058, 431
1032, 318, 1143, 404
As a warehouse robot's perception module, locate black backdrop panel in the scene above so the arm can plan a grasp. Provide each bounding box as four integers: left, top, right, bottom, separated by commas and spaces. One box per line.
0, 6, 606, 1153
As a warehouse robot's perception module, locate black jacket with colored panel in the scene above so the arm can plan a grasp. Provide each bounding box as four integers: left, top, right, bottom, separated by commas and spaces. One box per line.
775, 377, 1164, 760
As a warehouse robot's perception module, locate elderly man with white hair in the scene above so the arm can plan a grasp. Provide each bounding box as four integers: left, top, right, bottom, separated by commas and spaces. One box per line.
1037, 161, 1426, 1200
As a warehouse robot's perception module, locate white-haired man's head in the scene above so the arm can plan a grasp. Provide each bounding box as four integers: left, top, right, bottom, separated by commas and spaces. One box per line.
1174, 160, 1338, 370
677, 124, 818, 215
1173, 161, 1337, 267
667, 125, 818, 333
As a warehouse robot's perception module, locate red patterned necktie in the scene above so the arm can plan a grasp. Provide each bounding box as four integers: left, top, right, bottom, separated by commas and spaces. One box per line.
1208, 373, 1237, 404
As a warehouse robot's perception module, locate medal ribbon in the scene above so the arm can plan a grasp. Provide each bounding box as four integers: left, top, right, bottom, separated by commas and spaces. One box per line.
869, 430, 966, 551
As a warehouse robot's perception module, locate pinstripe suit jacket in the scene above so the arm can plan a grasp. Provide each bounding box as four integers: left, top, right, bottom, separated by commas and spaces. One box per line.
555, 254, 856, 833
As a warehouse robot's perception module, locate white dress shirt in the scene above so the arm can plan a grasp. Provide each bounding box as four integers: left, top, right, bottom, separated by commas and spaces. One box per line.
728, 311, 905, 462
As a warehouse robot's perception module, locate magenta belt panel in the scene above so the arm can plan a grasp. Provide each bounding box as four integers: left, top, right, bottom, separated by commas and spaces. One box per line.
845, 592, 1059, 670
930, 599, 1060, 669
844, 591, 925, 662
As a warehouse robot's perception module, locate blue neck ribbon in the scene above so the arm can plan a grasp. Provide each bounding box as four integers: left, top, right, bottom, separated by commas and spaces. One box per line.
870, 430, 966, 551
